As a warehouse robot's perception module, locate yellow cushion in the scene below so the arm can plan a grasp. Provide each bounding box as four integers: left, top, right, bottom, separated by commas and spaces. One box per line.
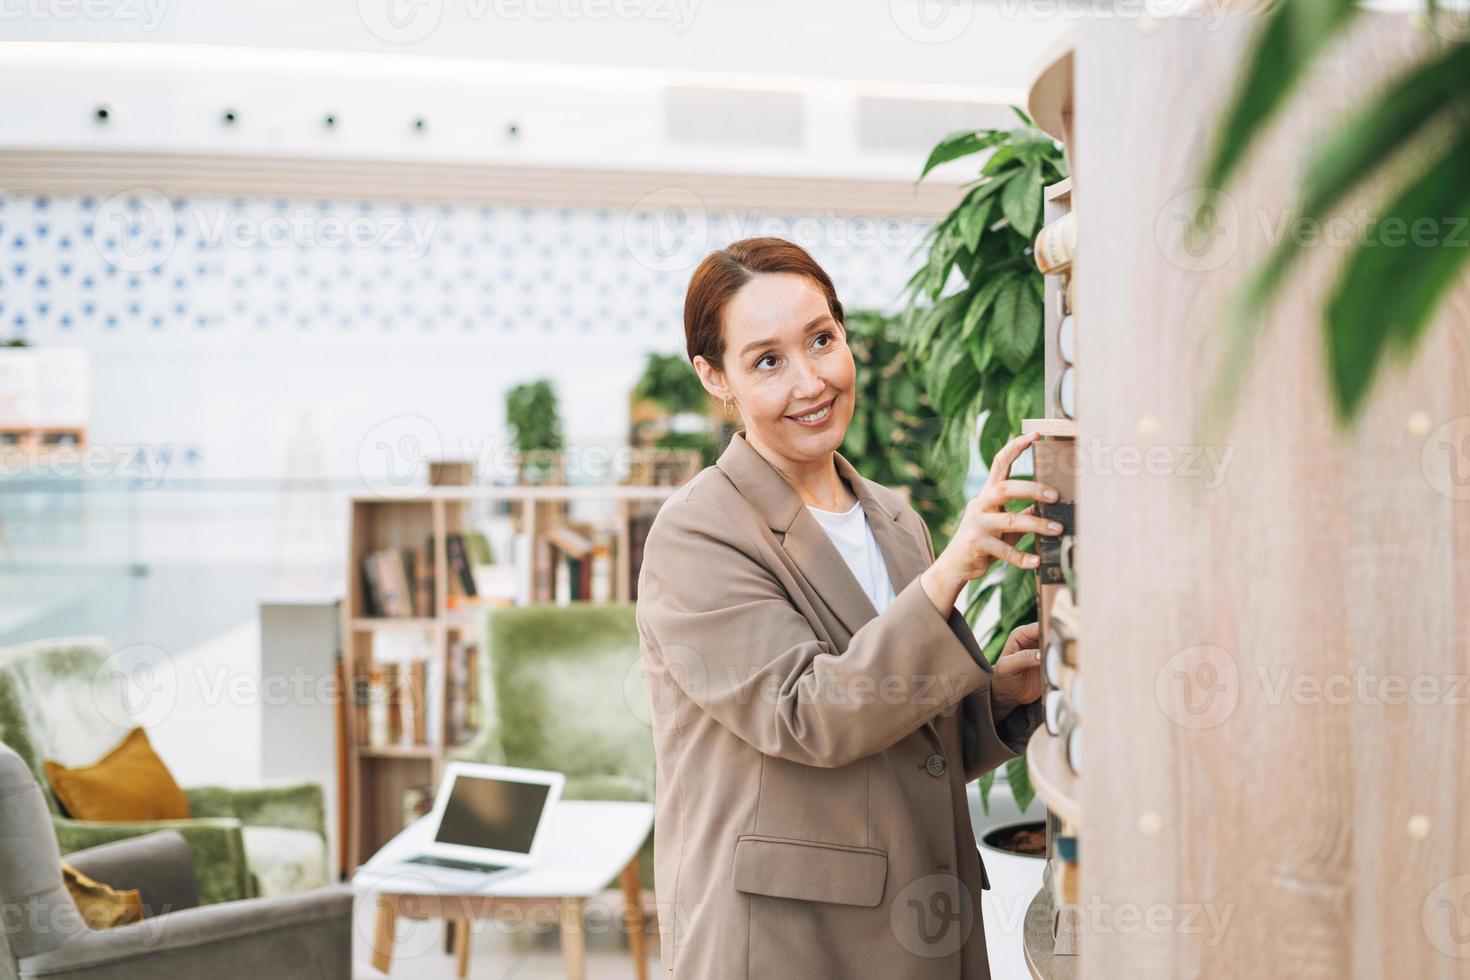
61, 862, 145, 930
44, 728, 190, 822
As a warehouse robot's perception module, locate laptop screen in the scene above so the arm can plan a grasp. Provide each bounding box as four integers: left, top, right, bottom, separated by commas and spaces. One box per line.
434, 774, 553, 854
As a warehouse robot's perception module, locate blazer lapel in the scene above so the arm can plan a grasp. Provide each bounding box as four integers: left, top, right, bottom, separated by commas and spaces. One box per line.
716, 431, 929, 639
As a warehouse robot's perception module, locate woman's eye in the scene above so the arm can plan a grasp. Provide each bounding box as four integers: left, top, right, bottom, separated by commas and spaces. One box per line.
756, 354, 778, 370
813, 332, 832, 349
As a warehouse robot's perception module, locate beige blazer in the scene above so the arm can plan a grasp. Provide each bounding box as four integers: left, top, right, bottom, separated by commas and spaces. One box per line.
636, 430, 1042, 980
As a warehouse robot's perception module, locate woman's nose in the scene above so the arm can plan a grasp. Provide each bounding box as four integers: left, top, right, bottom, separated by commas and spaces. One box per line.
790, 357, 825, 398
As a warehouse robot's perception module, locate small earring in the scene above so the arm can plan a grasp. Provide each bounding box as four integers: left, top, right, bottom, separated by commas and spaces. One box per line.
723, 397, 735, 417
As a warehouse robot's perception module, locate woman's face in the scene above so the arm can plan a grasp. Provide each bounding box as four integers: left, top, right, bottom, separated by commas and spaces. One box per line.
694, 272, 856, 466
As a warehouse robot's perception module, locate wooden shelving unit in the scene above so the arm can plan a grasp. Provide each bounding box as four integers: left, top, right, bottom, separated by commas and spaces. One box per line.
340, 483, 679, 870
1016, 14, 1469, 979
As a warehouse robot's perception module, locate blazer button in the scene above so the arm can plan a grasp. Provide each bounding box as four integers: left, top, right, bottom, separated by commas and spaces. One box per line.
925, 754, 947, 777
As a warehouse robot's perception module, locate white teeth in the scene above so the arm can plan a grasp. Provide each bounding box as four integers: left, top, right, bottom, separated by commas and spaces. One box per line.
793, 404, 832, 423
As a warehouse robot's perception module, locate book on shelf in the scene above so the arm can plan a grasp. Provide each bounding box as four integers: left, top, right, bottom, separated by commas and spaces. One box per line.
445, 533, 478, 598
360, 546, 431, 618
446, 639, 481, 745
627, 512, 655, 601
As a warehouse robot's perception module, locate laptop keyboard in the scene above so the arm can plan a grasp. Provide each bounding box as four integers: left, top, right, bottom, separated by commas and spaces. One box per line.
404, 854, 509, 874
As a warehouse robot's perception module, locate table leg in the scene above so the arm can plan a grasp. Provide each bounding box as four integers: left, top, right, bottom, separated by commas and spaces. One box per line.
561, 897, 586, 980
370, 895, 396, 975
453, 917, 472, 978
445, 917, 456, 955
620, 858, 649, 980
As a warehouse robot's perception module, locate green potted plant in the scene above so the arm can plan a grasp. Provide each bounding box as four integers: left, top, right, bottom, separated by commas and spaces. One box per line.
630, 352, 722, 470
505, 379, 564, 483
901, 112, 1068, 814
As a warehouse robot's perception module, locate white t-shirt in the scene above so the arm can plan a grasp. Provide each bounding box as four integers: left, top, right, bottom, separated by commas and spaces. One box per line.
806, 500, 897, 614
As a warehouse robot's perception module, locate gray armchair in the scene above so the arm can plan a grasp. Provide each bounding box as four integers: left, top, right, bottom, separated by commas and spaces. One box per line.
0, 742, 353, 980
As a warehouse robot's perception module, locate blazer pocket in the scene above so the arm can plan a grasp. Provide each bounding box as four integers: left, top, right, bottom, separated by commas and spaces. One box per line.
732, 835, 888, 908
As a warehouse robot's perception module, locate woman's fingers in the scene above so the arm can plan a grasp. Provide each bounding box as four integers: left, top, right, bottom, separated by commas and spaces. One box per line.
1007, 622, 1042, 651
986, 431, 1040, 485
988, 479, 1060, 505
984, 538, 1039, 570
979, 510, 1065, 538
994, 646, 1044, 676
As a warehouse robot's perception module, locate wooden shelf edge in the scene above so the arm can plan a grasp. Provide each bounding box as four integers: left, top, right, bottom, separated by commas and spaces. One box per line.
1026, 30, 1076, 146
1026, 727, 1082, 828
355, 744, 440, 760
1022, 418, 1077, 438
350, 617, 438, 632
1024, 885, 1079, 980
1044, 176, 1073, 203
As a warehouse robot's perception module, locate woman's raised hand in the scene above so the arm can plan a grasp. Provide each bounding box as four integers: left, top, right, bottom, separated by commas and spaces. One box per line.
921, 431, 1063, 614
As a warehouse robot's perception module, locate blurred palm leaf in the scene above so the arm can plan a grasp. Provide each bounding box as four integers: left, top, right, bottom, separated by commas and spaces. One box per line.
1202, 1, 1470, 420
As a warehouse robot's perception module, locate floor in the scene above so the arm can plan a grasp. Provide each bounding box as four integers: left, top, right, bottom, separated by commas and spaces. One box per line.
351, 893, 661, 980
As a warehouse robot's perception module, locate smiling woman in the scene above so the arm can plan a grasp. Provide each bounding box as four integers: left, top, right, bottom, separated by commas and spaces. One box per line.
634, 236, 1057, 979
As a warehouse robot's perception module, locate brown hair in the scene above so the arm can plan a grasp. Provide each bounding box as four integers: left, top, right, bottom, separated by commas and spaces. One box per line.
683, 237, 844, 369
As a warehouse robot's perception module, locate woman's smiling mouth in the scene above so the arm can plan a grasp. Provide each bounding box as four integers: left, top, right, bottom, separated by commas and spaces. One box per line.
786, 395, 837, 427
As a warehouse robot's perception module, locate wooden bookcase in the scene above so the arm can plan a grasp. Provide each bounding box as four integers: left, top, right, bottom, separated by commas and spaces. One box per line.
339, 484, 678, 871
1020, 13, 1470, 980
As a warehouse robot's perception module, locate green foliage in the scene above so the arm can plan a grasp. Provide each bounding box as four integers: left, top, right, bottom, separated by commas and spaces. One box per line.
840, 310, 967, 540
633, 352, 711, 415
1201, 4, 1470, 421
505, 379, 564, 455
903, 115, 1066, 814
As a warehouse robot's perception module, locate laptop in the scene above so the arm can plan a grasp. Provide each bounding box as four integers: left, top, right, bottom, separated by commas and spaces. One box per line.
381, 762, 564, 889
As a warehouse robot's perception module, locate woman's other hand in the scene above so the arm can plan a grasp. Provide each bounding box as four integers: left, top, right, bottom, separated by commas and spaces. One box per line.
920, 431, 1063, 614
991, 622, 1045, 719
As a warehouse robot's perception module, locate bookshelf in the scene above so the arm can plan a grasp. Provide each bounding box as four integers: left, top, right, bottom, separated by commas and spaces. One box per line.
1019, 13, 1469, 979
339, 483, 679, 870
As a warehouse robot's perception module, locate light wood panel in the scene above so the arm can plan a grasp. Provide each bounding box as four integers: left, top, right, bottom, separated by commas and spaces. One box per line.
1075, 13, 1469, 978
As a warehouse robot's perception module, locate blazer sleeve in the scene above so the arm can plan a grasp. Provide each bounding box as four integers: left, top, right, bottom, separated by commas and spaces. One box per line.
636, 497, 991, 769
914, 517, 1044, 781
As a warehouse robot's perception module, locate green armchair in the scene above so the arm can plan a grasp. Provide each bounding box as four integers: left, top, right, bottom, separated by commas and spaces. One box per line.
452, 604, 655, 882
0, 636, 330, 905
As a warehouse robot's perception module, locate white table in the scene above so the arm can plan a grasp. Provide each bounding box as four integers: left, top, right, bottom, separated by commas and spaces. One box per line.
353, 800, 654, 980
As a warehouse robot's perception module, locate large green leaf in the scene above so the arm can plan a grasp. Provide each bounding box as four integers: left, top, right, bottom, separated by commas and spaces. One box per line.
1324, 125, 1470, 419
959, 196, 997, 253
1006, 754, 1036, 813
960, 274, 1010, 344
993, 276, 1042, 372
917, 130, 1010, 183
1238, 40, 1470, 321
1006, 360, 1045, 424
1000, 160, 1044, 238
1201, 0, 1358, 197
